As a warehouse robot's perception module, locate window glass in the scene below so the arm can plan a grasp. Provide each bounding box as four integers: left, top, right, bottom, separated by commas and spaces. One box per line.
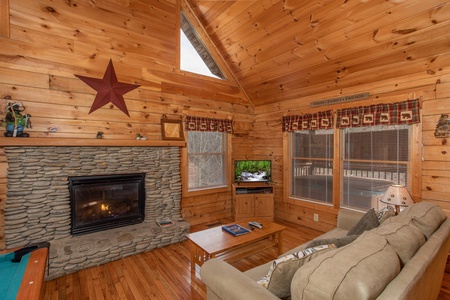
290, 129, 334, 204
180, 12, 225, 79
341, 125, 411, 210
187, 131, 227, 191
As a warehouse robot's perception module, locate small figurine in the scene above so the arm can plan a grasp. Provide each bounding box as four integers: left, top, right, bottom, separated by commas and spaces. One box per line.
3, 102, 31, 137
136, 133, 148, 140
96, 131, 104, 139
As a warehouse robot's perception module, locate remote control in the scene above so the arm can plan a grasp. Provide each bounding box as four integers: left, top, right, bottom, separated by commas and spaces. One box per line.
248, 221, 263, 229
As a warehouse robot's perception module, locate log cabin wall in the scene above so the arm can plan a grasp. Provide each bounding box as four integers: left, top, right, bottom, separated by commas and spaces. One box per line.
185, 0, 450, 232
254, 67, 450, 233
1, 0, 450, 250
0, 0, 254, 249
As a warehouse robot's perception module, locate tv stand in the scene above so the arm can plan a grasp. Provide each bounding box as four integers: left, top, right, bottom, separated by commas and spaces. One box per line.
232, 183, 274, 221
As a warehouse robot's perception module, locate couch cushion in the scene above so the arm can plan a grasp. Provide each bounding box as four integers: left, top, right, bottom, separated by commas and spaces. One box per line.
372, 222, 426, 265
399, 202, 447, 239
291, 231, 401, 300
306, 235, 358, 248
257, 244, 336, 298
347, 208, 380, 236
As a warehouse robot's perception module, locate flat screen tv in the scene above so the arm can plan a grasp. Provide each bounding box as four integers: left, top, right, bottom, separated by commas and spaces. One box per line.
234, 160, 271, 182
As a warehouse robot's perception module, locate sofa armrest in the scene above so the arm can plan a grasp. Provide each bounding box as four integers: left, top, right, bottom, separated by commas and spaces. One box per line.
336, 209, 364, 231
201, 259, 280, 300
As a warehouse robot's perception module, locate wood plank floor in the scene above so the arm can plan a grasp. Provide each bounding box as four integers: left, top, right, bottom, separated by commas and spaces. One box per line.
42, 219, 450, 299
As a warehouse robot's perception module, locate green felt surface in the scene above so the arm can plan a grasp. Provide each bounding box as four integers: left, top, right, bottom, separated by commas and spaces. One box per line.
0, 252, 30, 300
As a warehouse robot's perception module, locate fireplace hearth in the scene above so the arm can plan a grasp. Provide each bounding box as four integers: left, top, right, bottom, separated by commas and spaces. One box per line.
4, 146, 189, 279
69, 173, 146, 236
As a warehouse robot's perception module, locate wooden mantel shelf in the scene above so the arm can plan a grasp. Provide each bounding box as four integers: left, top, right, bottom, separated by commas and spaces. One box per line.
0, 137, 186, 147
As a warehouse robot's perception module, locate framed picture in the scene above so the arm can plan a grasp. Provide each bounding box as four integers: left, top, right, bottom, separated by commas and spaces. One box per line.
161, 118, 184, 140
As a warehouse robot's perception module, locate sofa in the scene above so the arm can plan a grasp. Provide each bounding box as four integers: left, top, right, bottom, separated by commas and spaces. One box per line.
200, 202, 450, 300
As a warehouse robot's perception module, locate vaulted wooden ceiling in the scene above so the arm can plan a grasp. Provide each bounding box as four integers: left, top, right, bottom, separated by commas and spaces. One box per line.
185, 0, 450, 107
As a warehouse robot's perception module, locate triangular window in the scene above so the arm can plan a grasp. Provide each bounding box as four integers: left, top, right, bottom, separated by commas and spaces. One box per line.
180, 12, 225, 80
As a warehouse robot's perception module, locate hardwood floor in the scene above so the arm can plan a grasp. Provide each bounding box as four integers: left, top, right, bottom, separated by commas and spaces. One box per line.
42, 219, 450, 299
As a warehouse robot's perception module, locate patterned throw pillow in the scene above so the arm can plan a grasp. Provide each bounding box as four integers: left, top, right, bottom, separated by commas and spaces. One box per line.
257, 244, 336, 298
376, 206, 396, 223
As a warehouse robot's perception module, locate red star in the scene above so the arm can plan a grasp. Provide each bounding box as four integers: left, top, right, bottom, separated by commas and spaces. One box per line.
75, 59, 140, 117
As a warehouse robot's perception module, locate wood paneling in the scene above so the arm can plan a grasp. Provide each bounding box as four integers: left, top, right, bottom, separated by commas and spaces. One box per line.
0, 0, 252, 247
1, 0, 450, 246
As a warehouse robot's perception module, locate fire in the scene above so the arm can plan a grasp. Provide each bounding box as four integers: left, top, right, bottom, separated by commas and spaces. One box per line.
101, 204, 109, 211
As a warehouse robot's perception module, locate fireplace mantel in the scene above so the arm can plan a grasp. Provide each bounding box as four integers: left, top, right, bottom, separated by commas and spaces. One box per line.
0, 137, 186, 147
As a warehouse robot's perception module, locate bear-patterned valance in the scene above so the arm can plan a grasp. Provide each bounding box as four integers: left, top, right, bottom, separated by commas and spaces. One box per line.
282, 99, 420, 132
282, 110, 334, 132
185, 115, 233, 133
336, 99, 420, 128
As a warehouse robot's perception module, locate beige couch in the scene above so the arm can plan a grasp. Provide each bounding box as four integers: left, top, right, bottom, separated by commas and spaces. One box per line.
201, 202, 450, 300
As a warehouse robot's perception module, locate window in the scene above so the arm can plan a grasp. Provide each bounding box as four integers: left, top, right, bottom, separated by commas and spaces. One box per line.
290, 129, 334, 204
187, 131, 227, 191
180, 12, 225, 79
285, 99, 419, 211
341, 125, 411, 210
288, 125, 413, 210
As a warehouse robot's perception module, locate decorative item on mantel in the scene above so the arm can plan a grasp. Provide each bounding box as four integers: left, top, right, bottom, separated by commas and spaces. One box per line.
3, 101, 32, 137
161, 115, 185, 141
136, 133, 148, 140
75, 59, 140, 117
434, 114, 450, 138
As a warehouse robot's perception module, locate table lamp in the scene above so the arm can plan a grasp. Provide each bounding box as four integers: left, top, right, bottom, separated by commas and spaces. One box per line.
380, 185, 414, 215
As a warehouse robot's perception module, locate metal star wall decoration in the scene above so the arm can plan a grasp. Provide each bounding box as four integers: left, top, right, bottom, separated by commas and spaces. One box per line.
75, 59, 140, 117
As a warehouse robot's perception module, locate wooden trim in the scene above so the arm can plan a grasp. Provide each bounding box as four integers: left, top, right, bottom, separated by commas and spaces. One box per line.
0, 0, 9, 38
282, 131, 289, 203
411, 118, 423, 202
0, 137, 186, 147
175, 0, 181, 71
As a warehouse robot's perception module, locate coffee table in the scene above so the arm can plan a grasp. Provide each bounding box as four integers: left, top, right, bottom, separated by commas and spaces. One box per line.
186, 220, 286, 273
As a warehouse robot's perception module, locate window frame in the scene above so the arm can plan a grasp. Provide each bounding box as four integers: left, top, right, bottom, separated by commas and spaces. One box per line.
283, 121, 421, 210
181, 131, 232, 197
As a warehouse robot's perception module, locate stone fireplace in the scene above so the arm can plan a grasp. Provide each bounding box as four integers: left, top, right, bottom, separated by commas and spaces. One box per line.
4, 146, 189, 279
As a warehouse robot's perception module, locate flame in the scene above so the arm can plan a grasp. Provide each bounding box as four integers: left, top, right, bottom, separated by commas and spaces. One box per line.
101, 204, 109, 211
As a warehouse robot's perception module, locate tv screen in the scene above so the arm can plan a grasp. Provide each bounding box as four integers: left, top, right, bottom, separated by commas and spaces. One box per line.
234, 160, 271, 182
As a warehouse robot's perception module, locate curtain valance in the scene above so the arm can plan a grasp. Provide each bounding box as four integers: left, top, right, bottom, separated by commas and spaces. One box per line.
282, 110, 334, 132
185, 115, 233, 133
336, 99, 420, 128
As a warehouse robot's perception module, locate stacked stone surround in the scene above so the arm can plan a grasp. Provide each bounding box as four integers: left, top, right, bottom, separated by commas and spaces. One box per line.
4, 146, 189, 280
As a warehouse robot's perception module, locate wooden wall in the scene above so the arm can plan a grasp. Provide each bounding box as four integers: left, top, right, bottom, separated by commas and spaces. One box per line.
254, 74, 450, 232
0, 0, 254, 249
1, 0, 450, 251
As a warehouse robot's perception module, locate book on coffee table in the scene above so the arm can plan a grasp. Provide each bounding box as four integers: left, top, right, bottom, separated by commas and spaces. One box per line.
222, 224, 251, 236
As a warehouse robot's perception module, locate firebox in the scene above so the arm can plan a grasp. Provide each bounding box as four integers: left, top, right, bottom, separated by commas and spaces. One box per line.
69, 173, 146, 236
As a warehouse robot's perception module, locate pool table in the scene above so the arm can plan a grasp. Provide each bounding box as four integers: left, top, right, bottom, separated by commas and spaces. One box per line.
0, 242, 49, 300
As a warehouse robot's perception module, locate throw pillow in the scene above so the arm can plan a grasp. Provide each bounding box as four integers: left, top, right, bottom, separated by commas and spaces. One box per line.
257, 244, 336, 298
306, 235, 358, 248
291, 232, 401, 300
347, 208, 380, 236
376, 206, 396, 224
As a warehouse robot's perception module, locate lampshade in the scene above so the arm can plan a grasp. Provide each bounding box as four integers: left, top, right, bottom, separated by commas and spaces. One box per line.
380, 185, 414, 207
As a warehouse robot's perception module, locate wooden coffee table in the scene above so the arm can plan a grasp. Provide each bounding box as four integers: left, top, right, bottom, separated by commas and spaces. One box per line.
186, 220, 285, 273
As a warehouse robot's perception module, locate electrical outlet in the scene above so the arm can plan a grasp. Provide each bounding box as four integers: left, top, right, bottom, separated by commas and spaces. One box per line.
314, 213, 319, 222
